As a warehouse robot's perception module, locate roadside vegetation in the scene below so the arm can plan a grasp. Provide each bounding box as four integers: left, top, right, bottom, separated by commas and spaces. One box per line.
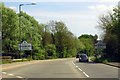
1, 3, 120, 63
1, 3, 97, 61
96, 6, 120, 62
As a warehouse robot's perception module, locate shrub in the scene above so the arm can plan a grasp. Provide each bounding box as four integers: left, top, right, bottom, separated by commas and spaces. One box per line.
103, 59, 108, 64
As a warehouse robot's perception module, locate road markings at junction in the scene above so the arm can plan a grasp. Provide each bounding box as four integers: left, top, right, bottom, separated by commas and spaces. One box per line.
2, 72, 7, 74
8, 74, 14, 76
72, 61, 90, 78
83, 72, 89, 78
78, 68, 82, 71
76, 66, 78, 68
2, 71, 24, 78
16, 76, 23, 78
72, 61, 75, 65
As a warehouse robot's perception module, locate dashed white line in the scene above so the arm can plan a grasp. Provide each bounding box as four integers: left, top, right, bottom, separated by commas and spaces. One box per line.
78, 68, 82, 71
2, 72, 24, 78
72, 60, 90, 78
2, 72, 7, 74
76, 66, 78, 68
8, 74, 14, 76
16, 76, 23, 78
72, 61, 75, 65
83, 72, 89, 78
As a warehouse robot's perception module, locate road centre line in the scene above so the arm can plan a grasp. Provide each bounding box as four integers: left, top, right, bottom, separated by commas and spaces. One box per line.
72, 61, 75, 65
76, 66, 78, 68
2, 72, 7, 74
2, 71, 24, 78
8, 74, 14, 76
83, 72, 89, 78
78, 68, 82, 71
16, 76, 23, 78
72, 61, 90, 78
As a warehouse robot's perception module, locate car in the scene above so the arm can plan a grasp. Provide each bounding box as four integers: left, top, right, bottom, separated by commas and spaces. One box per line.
79, 54, 89, 62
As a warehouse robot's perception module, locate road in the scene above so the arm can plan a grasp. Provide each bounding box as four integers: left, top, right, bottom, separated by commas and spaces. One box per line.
1, 58, 119, 79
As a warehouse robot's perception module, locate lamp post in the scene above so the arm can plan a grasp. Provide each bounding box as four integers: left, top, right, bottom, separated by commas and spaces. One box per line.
19, 3, 36, 60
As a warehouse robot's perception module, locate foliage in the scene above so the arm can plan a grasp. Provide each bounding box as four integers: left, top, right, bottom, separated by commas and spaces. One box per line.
78, 34, 98, 56
2, 4, 19, 55
2, 4, 81, 59
97, 6, 120, 61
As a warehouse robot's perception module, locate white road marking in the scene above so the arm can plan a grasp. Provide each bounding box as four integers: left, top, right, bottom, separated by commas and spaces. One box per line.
2, 71, 24, 78
72, 61, 75, 65
78, 68, 82, 71
16, 76, 23, 78
83, 72, 89, 78
72, 60, 90, 78
8, 74, 14, 76
2, 72, 7, 74
76, 66, 78, 68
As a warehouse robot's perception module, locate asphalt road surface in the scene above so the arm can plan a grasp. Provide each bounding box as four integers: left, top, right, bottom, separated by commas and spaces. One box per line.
2, 58, 119, 79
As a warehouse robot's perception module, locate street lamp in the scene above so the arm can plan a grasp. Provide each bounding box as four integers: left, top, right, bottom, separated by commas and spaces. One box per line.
19, 3, 36, 59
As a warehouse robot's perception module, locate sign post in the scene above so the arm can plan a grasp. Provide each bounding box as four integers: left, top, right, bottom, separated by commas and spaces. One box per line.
95, 41, 106, 49
19, 41, 32, 51
94, 40, 106, 59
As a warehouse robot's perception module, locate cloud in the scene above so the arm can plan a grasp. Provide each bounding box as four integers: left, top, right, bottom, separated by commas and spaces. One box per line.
9, 6, 17, 11
88, 4, 114, 12
28, 10, 96, 20
27, 10, 98, 37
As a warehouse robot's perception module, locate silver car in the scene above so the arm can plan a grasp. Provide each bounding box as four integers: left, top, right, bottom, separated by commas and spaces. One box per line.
79, 54, 89, 62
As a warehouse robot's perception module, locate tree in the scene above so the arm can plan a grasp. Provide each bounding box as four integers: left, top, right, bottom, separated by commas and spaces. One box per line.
78, 34, 97, 56
47, 21, 78, 58
45, 44, 56, 58
2, 4, 19, 57
97, 6, 120, 61
18, 12, 44, 59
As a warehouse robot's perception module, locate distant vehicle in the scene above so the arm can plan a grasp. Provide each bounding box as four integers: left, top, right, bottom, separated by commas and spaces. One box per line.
79, 54, 89, 62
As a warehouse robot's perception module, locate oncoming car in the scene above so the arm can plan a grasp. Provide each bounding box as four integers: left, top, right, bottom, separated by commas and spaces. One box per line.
79, 54, 89, 62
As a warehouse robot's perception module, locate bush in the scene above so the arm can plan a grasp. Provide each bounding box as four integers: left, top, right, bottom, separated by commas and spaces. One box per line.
90, 56, 96, 61
103, 59, 108, 64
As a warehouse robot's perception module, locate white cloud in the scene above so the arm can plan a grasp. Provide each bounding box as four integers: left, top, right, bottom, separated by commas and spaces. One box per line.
9, 6, 17, 11
88, 4, 114, 11
24, 3, 116, 38
27, 10, 98, 37
28, 10, 96, 20
88, 4, 114, 14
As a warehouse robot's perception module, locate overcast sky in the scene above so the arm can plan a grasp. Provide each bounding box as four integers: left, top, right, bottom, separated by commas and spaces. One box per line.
3, 0, 119, 39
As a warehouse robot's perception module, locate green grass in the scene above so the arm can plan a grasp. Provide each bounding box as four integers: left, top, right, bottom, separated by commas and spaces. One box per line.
1, 59, 30, 64
89, 56, 109, 64
102, 59, 108, 64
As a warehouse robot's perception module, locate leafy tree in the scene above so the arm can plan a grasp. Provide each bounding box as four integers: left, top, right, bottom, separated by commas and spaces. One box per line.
97, 6, 120, 61
2, 4, 19, 57
45, 44, 56, 58
78, 34, 97, 56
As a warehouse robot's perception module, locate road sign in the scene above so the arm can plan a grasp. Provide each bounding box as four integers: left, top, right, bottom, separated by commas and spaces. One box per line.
118, 1, 120, 6
19, 41, 32, 50
95, 40, 106, 49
